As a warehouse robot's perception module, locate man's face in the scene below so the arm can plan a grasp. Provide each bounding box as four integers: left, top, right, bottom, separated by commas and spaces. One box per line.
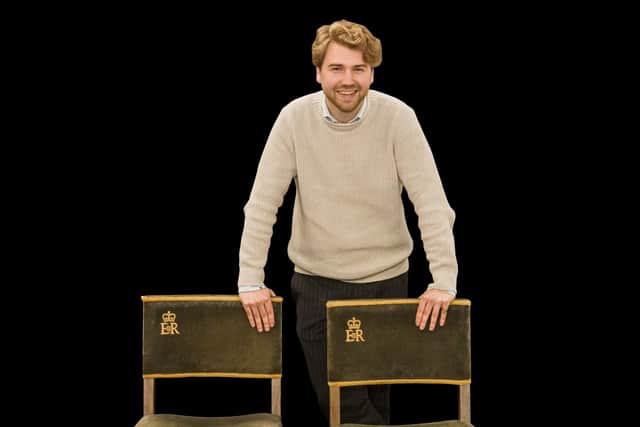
316, 42, 374, 122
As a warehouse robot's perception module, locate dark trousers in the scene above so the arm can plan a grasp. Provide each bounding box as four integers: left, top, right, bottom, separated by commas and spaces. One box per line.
291, 271, 408, 425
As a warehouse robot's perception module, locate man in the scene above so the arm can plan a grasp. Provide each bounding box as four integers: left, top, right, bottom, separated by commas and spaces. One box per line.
238, 19, 457, 424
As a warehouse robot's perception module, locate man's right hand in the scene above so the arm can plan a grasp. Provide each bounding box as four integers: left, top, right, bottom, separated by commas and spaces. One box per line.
239, 288, 276, 332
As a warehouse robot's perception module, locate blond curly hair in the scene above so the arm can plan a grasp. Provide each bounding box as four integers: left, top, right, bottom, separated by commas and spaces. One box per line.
311, 19, 382, 68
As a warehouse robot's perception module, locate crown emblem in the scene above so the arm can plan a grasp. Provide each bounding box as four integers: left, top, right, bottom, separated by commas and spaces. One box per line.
347, 317, 361, 329
162, 311, 176, 322
345, 316, 365, 342
160, 310, 180, 335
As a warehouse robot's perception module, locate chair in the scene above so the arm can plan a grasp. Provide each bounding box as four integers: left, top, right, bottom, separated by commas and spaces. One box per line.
135, 295, 283, 427
326, 298, 472, 427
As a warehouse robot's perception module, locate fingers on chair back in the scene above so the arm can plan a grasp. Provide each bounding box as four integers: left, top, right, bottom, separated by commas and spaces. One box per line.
326, 298, 472, 426
138, 295, 283, 426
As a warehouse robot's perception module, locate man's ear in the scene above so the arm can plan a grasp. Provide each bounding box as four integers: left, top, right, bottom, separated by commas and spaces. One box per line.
316, 66, 321, 84
371, 68, 374, 84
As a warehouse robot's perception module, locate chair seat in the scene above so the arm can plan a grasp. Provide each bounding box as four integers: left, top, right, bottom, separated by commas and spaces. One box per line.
135, 413, 281, 426
340, 420, 473, 427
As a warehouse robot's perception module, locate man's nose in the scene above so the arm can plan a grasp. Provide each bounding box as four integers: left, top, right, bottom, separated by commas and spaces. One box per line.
342, 70, 354, 84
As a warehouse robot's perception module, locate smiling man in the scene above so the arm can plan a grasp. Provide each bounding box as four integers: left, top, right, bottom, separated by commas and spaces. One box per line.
237, 19, 459, 424
317, 41, 373, 122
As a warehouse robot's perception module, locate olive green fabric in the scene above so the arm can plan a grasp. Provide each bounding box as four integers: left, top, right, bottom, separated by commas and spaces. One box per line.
327, 301, 470, 383
135, 413, 282, 426
143, 299, 282, 376
341, 421, 472, 427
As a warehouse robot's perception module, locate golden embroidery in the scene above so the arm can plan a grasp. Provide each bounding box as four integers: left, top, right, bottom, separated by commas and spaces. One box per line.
160, 310, 180, 335
345, 316, 365, 342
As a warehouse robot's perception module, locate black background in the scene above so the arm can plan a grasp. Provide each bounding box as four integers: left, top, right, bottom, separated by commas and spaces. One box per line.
69, 7, 579, 426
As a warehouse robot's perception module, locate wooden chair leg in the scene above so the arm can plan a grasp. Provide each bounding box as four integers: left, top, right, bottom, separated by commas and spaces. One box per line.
329, 386, 341, 427
459, 383, 471, 423
271, 378, 281, 416
143, 378, 155, 416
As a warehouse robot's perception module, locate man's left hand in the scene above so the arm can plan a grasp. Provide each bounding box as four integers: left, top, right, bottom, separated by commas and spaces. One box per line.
415, 288, 455, 331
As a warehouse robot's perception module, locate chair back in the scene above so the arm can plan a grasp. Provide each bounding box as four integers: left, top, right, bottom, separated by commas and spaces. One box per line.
141, 295, 282, 417
326, 298, 471, 426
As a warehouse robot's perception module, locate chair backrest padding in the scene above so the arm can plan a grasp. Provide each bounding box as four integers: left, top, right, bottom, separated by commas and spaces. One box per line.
327, 299, 470, 385
142, 295, 282, 378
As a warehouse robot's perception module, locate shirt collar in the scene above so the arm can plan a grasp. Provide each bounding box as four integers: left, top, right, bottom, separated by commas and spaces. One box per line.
321, 93, 367, 124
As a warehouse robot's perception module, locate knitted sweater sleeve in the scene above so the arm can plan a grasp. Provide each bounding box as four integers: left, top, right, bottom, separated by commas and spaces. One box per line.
238, 112, 296, 290
394, 109, 458, 295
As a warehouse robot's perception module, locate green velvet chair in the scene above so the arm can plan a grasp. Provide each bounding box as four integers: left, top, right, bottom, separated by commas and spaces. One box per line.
326, 299, 473, 427
135, 295, 283, 427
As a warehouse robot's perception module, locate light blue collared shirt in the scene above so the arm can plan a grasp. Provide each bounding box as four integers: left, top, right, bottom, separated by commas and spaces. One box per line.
321, 93, 367, 123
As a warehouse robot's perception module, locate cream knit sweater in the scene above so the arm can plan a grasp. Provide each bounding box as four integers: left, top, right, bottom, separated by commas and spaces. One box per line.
238, 90, 457, 294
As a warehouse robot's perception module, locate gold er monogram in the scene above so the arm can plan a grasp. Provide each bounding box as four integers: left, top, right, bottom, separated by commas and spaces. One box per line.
345, 317, 365, 342
160, 310, 180, 335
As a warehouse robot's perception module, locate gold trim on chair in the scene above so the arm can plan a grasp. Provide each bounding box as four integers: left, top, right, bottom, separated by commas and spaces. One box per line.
327, 298, 470, 308
142, 295, 284, 302
144, 372, 282, 379
328, 378, 470, 387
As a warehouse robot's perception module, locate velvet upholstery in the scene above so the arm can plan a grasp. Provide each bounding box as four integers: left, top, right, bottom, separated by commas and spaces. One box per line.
143, 297, 282, 376
327, 300, 470, 384
136, 413, 282, 426
136, 295, 282, 427
326, 299, 472, 426
341, 421, 472, 427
